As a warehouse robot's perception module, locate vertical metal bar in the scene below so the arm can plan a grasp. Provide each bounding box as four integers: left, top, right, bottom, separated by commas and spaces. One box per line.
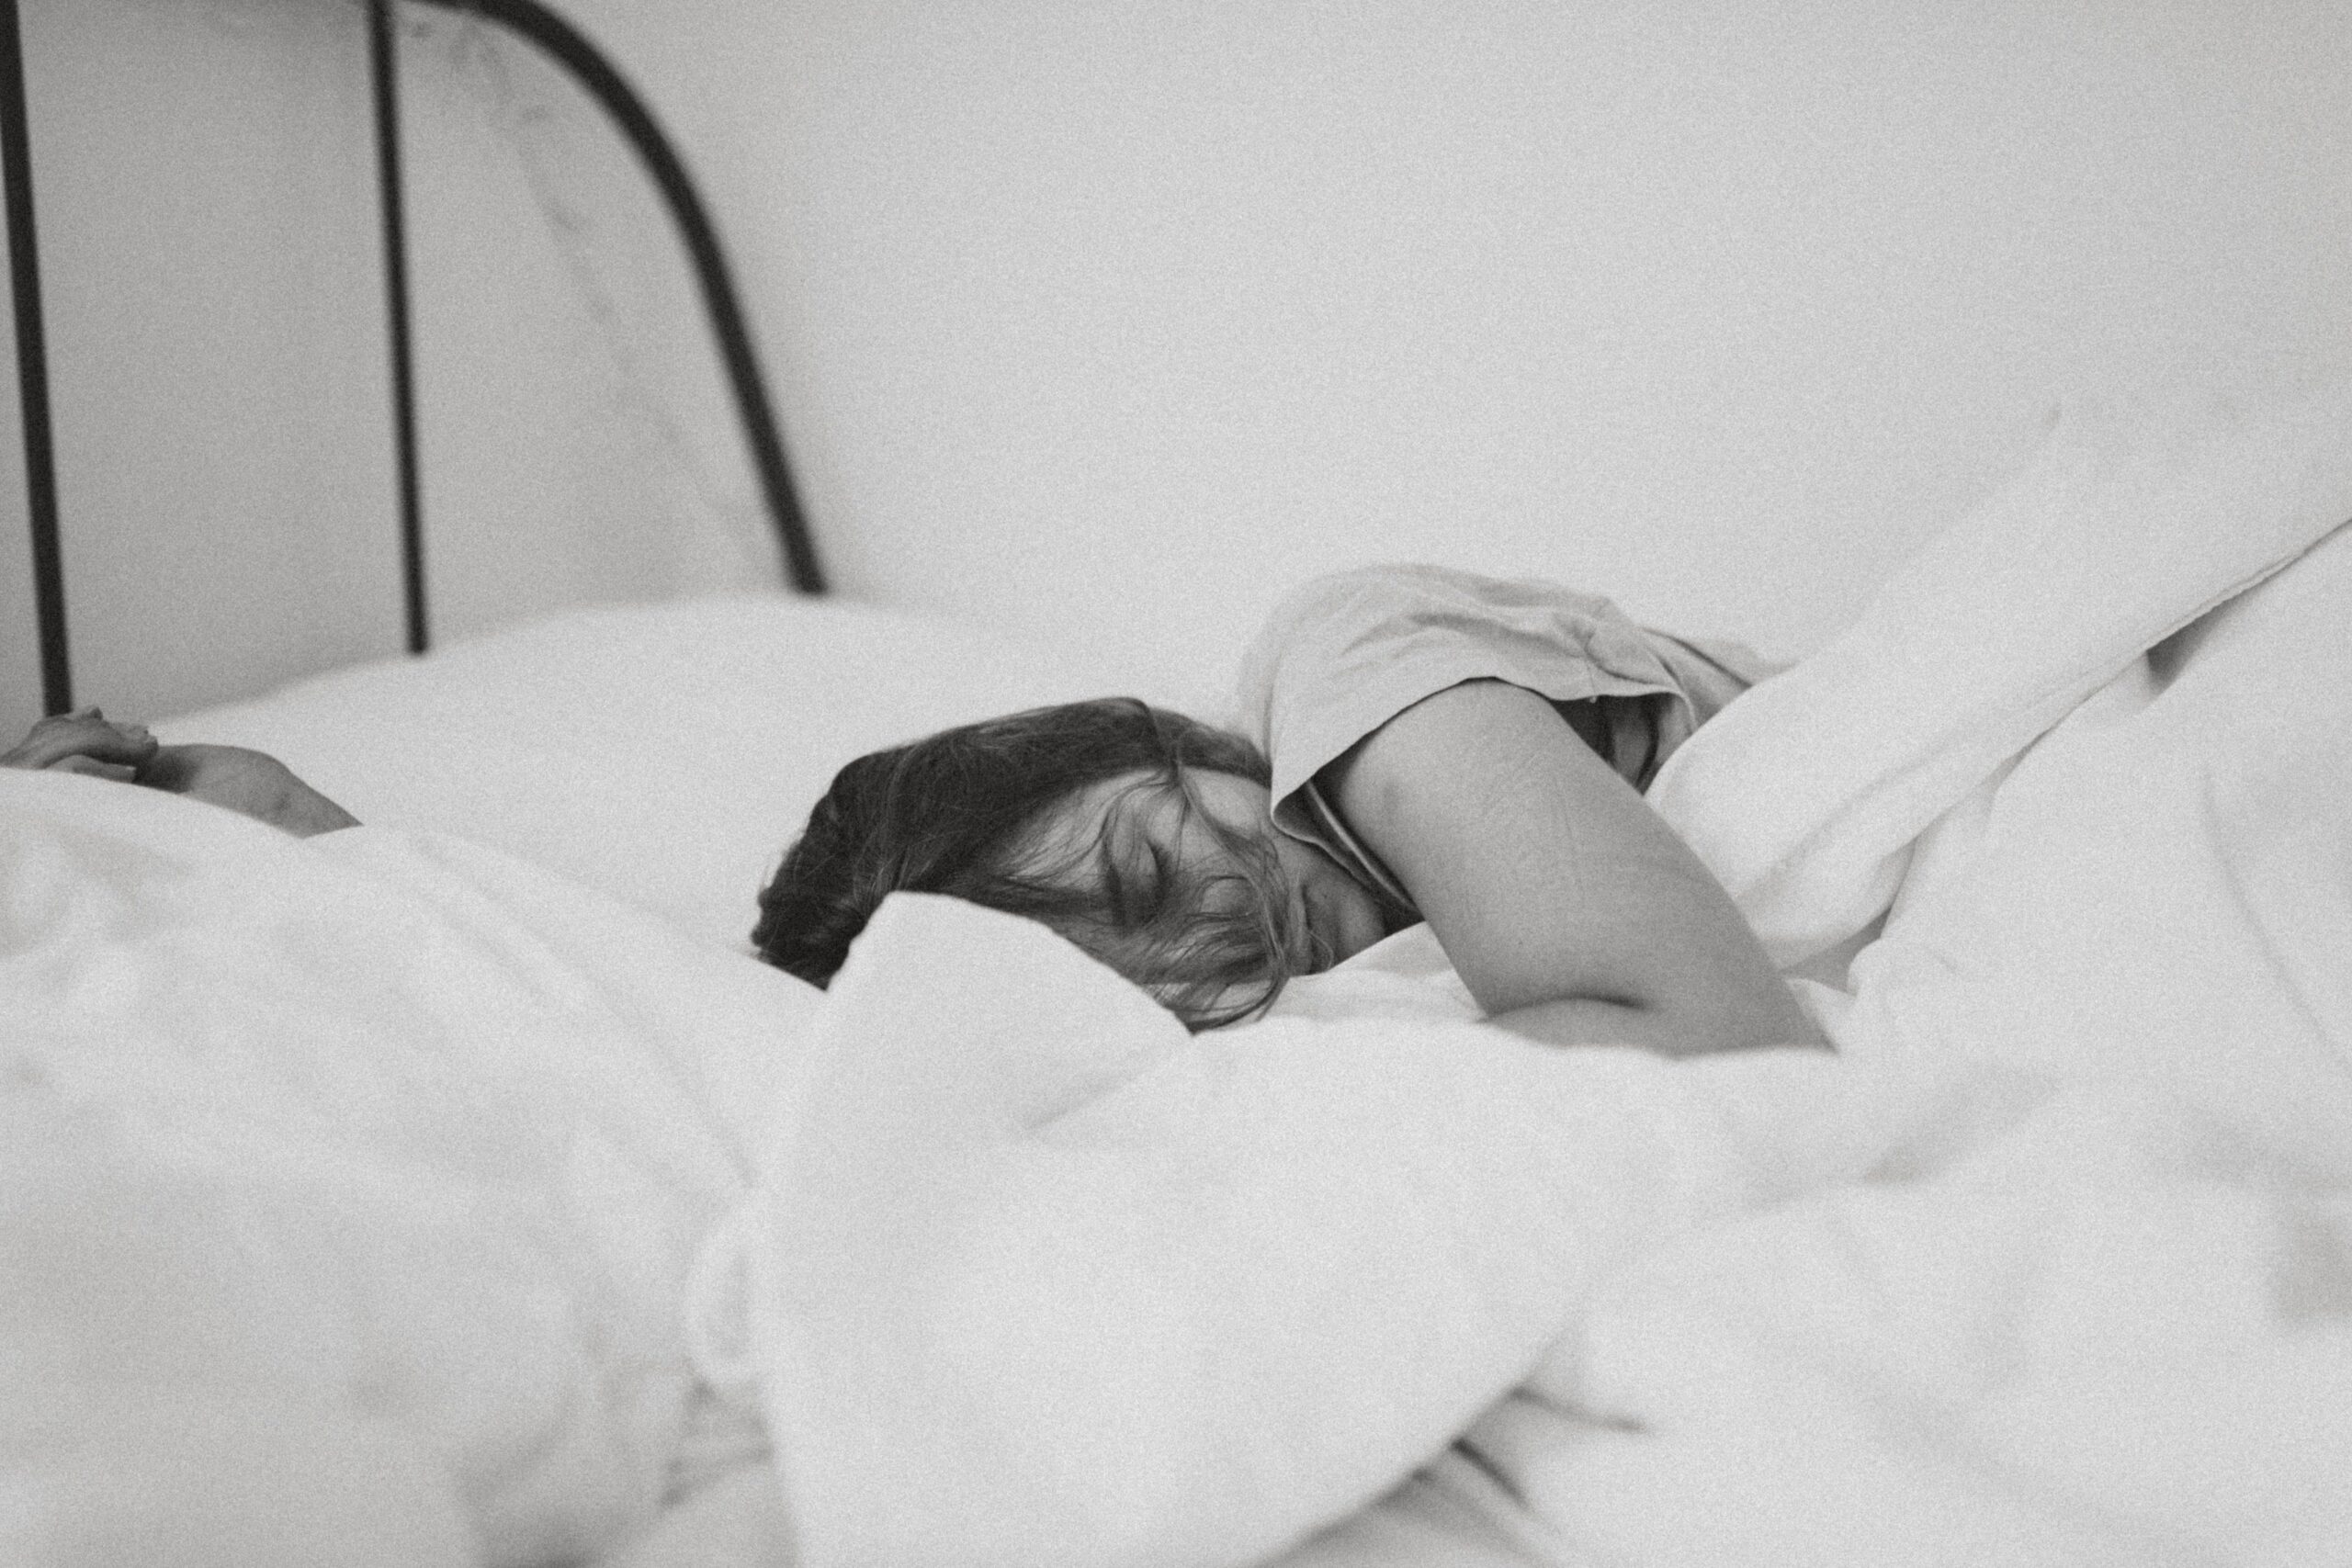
0, 0, 70, 712
410, 0, 825, 595
368, 0, 429, 653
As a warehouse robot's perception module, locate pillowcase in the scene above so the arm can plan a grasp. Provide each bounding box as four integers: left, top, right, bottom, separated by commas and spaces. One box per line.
161, 594, 1142, 951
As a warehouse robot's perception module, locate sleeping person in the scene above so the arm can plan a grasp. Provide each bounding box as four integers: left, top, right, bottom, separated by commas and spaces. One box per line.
755, 564, 1823, 1055
6, 564, 1819, 1054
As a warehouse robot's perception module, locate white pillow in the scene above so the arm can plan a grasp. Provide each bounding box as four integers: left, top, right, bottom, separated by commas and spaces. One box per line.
162, 594, 1149, 951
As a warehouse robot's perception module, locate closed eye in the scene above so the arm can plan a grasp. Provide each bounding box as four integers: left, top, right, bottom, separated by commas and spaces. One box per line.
1095, 822, 1172, 926
1142, 840, 1173, 915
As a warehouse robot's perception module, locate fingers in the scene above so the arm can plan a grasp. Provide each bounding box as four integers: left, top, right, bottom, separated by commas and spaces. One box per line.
0, 706, 162, 772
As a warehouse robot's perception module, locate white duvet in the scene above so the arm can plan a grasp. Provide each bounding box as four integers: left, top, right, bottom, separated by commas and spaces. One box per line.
0, 784, 817, 1566
706, 384, 2352, 1568
6, 384, 2351, 1567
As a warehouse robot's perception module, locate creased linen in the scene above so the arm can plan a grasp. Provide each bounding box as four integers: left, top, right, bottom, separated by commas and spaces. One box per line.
704, 893, 1982, 1568
715, 379, 2352, 1568
1648, 379, 2352, 970
1, 776, 818, 1567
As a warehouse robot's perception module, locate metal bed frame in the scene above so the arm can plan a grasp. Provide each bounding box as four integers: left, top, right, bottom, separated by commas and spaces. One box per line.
0, 0, 827, 716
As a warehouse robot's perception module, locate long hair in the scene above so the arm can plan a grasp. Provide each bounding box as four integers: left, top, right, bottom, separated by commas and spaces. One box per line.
752, 698, 1306, 1029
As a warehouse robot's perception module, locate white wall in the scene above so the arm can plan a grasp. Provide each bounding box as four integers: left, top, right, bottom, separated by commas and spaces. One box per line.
8, 0, 2352, 736
395, 8, 778, 645
1, 0, 398, 742
579, 0, 2352, 693
0, 0, 772, 741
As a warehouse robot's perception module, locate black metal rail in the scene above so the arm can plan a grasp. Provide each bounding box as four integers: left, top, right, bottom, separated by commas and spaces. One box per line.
368, 0, 431, 655
5, 0, 824, 712
392, 0, 829, 611
1, 0, 69, 714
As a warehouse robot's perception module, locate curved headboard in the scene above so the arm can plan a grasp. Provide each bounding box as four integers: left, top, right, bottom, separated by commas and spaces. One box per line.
1, 0, 825, 716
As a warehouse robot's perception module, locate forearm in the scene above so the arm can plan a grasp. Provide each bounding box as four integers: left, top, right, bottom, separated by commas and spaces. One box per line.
1472, 840, 1823, 1053
140, 744, 359, 838
1328, 681, 1822, 1054
1487, 995, 1811, 1057
4, 715, 356, 839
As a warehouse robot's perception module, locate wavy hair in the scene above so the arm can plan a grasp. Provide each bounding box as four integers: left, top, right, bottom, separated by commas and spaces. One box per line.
752, 698, 1306, 1029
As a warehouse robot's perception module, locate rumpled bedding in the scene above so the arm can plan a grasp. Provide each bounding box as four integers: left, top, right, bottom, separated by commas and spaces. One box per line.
698, 382, 2352, 1567
0, 782, 818, 1567
694, 897, 1995, 1568
9, 380, 2352, 1568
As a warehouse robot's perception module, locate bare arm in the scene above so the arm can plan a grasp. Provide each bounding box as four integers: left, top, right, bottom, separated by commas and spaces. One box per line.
138, 744, 360, 839
1321, 680, 1821, 1055
3, 709, 357, 839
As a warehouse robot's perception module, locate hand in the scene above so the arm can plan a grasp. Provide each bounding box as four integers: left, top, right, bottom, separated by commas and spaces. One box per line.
135, 743, 360, 839
3, 710, 357, 839
1, 706, 160, 780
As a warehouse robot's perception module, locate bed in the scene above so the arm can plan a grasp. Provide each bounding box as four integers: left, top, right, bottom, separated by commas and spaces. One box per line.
7, 7, 2352, 1568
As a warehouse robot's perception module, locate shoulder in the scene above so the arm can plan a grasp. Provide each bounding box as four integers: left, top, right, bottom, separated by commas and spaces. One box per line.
1233, 566, 1467, 736
1236, 564, 1645, 706
1228, 563, 1624, 795
1251, 562, 1622, 634
1240, 564, 1604, 680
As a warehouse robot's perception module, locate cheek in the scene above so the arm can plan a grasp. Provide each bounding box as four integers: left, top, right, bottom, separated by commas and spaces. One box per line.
1273, 841, 1380, 962
1272, 838, 1327, 897
1327, 884, 1388, 961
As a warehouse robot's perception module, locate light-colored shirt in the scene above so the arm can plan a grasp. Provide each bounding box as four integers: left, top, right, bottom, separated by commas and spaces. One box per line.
1230, 564, 1771, 915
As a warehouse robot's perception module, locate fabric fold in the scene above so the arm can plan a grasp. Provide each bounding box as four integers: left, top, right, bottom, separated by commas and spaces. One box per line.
1649, 380, 2352, 966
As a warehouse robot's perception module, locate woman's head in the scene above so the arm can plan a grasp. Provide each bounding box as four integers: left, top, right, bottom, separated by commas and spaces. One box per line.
752, 698, 1378, 1027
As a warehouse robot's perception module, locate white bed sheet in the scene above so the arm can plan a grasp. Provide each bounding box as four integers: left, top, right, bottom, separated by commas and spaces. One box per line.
159, 595, 1151, 953
17, 385, 2348, 1567
687, 385, 2352, 1567
0, 775, 815, 1566
14, 593, 1195, 1567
